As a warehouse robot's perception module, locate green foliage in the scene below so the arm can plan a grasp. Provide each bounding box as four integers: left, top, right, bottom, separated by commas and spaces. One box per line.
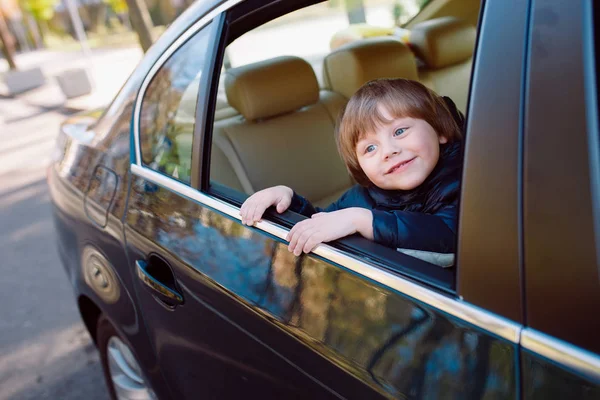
21, 0, 59, 21
104, 0, 128, 14
393, 2, 406, 21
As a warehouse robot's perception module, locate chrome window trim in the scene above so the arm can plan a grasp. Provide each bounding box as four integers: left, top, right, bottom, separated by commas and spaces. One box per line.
130, 164, 521, 343
132, 0, 244, 166
521, 328, 600, 380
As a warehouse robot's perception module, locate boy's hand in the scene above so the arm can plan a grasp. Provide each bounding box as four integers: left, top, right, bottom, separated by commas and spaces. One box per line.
240, 185, 293, 226
286, 208, 373, 256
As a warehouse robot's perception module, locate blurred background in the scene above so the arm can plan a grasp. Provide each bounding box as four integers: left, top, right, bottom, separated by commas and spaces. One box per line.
0, 0, 428, 399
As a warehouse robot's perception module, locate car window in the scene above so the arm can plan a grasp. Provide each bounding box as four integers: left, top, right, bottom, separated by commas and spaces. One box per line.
203, 0, 478, 281
139, 24, 212, 184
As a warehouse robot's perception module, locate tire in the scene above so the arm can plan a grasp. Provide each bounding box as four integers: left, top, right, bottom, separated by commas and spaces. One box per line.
97, 314, 156, 400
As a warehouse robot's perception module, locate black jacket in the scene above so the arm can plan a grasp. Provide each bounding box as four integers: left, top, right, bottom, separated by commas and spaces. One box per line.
290, 140, 462, 253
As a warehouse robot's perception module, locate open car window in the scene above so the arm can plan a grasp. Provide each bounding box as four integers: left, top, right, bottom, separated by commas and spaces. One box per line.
202, 0, 479, 290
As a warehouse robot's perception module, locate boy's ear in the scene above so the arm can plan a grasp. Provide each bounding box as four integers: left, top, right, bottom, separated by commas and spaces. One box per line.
439, 135, 448, 144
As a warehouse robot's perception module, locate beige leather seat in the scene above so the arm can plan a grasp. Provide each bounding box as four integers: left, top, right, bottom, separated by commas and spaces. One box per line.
215, 94, 239, 121
211, 56, 351, 207
169, 76, 240, 185
173, 74, 239, 125
322, 36, 419, 99
408, 17, 476, 112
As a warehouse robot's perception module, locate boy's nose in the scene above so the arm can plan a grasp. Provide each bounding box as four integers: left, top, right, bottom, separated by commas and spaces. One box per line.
383, 145, 401, 159
382, 137, 402, 159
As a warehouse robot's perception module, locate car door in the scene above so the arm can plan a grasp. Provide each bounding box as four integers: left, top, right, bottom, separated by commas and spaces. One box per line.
123, 9, 344, 400
520, 0, 600, 397
124, 0, 529, 398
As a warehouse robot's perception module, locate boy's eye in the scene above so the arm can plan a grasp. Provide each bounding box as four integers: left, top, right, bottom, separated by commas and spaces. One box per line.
393, 128, 407, 137
365, 144, 377, 153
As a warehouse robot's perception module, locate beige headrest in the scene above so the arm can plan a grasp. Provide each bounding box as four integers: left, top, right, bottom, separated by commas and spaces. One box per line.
225, 56, 319, 121
409, 17, 476, 69
323, 37, 418, 99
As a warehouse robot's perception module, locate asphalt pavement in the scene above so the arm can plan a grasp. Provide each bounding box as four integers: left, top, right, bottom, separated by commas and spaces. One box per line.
0, 47, 141, 400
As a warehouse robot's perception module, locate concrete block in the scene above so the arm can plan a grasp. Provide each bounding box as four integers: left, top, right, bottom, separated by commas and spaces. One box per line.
56, 68, 93, 99
2, 67, 46, 95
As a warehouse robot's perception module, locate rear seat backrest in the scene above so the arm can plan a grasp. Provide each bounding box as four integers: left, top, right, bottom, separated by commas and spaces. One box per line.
166, 72, 241, 189
409, 17, 476, 112
213, 56, 351, 206
323, 37, 419, 98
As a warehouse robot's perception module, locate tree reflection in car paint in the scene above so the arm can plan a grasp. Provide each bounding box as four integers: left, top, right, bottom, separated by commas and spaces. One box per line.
522, 351, 600, 400
53, 102, 135, 222
126, 178, 517, 399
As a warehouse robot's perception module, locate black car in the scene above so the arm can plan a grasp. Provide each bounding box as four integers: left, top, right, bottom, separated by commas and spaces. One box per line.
48, 0, 600, 398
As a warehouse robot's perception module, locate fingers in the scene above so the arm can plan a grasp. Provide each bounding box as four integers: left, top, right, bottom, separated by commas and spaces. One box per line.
245, 202, 267, 225
240, 201, 249, 225
302, 233, 323, 254
250, 202, 265, 224
290, 228, 317, 256
288, 212, 328, 255
240, 198, 253, 225
240, 195, 268, 225
286, 222, 303, 255
243, 203, 327, 255
287, 220, 322, 256
275, 195, 291, 214
240, 188, 292, 225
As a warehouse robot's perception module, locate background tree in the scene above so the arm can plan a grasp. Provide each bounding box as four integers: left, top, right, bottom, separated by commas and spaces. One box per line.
84, 0, 107, 32
23, 12, 43, 48
19, 0, 58, 43
124, 0, 153, 51
393, 2, 406, 23
0, 11, 17, 69
104, 0, 128, 29
104, 0, 127, 14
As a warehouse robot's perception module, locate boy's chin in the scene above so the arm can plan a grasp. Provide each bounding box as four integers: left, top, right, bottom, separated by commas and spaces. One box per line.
378, 175, 427, 191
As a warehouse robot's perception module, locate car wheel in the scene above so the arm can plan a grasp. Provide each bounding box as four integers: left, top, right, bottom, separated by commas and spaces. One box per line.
97, 314, 156, 400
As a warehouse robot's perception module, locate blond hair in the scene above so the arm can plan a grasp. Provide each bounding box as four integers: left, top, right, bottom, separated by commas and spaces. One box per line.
336, 79, 462, 186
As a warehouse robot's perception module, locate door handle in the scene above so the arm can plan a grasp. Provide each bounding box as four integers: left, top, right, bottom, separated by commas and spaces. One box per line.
136, 259, 184, 306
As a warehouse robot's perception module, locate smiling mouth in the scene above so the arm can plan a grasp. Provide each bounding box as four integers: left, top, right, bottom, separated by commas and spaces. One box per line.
387, 157, 416, 174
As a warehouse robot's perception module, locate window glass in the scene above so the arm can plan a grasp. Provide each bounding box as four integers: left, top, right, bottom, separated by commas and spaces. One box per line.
140, 24, 211, 183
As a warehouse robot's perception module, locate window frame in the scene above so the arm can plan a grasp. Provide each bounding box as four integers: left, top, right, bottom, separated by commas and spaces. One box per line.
455, 0, 526, 323
130, 0, 523, 346
522, 0, 600, 356
197, 0, 456, 292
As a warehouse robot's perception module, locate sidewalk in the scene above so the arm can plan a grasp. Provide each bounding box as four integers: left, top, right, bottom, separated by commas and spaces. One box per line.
0, 47, 139, 400
0, 47, 143, 123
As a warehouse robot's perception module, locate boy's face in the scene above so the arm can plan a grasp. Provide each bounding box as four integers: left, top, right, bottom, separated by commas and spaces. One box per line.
355, 105, 447, 191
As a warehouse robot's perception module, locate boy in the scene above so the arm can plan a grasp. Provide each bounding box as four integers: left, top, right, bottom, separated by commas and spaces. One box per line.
240, 79, 463, 257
